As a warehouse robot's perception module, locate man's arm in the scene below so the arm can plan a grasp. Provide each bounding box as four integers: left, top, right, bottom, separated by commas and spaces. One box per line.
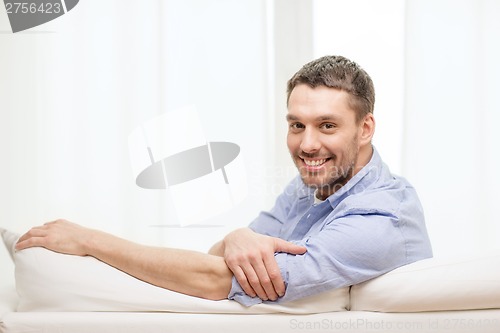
16, 220, 232, 300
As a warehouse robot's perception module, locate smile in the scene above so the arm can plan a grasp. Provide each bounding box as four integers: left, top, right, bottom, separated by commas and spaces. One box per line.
302, 158, 329, 167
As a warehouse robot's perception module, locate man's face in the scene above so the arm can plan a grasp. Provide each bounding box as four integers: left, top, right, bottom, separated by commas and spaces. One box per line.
286, 84, 363, 199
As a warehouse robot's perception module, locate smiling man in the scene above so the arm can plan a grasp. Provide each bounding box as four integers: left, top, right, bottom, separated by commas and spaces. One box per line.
15, 55, 433, 307
220, 55, 433, 305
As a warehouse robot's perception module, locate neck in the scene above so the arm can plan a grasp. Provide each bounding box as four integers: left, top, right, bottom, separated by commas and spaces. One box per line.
355, 144, 374, 174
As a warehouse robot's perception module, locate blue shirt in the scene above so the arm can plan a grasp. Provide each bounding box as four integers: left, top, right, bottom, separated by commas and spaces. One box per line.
228, 148, 433, 306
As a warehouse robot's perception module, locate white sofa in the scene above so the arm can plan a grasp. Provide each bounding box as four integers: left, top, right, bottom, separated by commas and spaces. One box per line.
2, 228, 500, 333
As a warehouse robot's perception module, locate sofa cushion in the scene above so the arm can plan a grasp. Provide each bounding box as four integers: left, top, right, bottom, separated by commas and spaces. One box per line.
1, 228, 348, 314
350, 251, 500, 312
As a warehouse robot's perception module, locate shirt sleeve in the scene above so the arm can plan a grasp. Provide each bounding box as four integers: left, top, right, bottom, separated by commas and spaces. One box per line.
276, 211, 410, 303
229, 209, 412, 306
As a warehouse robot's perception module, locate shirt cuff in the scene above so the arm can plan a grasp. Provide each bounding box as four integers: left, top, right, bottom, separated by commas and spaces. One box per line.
227, 277, 263, 306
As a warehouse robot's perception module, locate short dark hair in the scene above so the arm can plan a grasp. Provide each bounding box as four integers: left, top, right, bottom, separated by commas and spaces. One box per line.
286, 55, 375, 122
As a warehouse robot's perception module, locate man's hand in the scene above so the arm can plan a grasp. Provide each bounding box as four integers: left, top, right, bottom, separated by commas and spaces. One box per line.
15, 219, 96, 256
222, 228, 306, 301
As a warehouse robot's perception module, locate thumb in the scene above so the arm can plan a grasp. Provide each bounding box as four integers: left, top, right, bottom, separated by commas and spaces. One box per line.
274, 238, 307, 255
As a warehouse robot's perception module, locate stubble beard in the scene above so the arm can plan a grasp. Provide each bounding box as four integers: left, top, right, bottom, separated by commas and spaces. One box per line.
295, 139, 359, 198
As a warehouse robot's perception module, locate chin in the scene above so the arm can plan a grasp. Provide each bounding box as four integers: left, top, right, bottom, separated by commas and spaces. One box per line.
299, 175, 326, 188
301, 172, 349, 193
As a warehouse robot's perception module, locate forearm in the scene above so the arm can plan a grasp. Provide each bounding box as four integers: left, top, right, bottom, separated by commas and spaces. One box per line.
85, 230, 233, 300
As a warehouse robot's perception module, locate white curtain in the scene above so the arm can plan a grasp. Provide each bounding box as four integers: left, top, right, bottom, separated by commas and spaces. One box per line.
0, 0, 273, 255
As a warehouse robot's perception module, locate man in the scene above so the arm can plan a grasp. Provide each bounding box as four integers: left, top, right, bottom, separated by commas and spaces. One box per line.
16, 55, 433, 306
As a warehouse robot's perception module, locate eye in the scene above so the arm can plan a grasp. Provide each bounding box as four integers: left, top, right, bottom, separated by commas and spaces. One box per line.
320, 123, 336, 131
289, 122, 305, 132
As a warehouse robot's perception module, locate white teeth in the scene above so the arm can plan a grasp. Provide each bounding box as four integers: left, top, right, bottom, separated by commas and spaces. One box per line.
304, 159, 326, 166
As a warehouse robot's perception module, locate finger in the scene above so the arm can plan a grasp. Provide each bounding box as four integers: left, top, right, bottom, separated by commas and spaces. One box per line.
262, 254, 285, 297
15, 236, 46, 251
274, 239, 307, 255
251, 258, 279, 301
239, 263, 269, 301
16, 227, 47, 244
225, 257, 257, 297
230, 265, 257, 298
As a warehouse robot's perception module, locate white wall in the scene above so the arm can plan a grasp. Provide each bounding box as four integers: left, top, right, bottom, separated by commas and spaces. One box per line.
404, 0, 500, 256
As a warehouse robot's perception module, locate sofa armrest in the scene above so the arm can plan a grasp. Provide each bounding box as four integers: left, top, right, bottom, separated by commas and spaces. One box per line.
351, 251, 500, 312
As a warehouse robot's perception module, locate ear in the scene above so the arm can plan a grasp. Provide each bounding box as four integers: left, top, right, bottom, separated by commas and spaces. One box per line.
358, 113, 375, 146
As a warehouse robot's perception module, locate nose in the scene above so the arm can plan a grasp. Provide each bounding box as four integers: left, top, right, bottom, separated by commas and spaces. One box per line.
300, 128, 321, 154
